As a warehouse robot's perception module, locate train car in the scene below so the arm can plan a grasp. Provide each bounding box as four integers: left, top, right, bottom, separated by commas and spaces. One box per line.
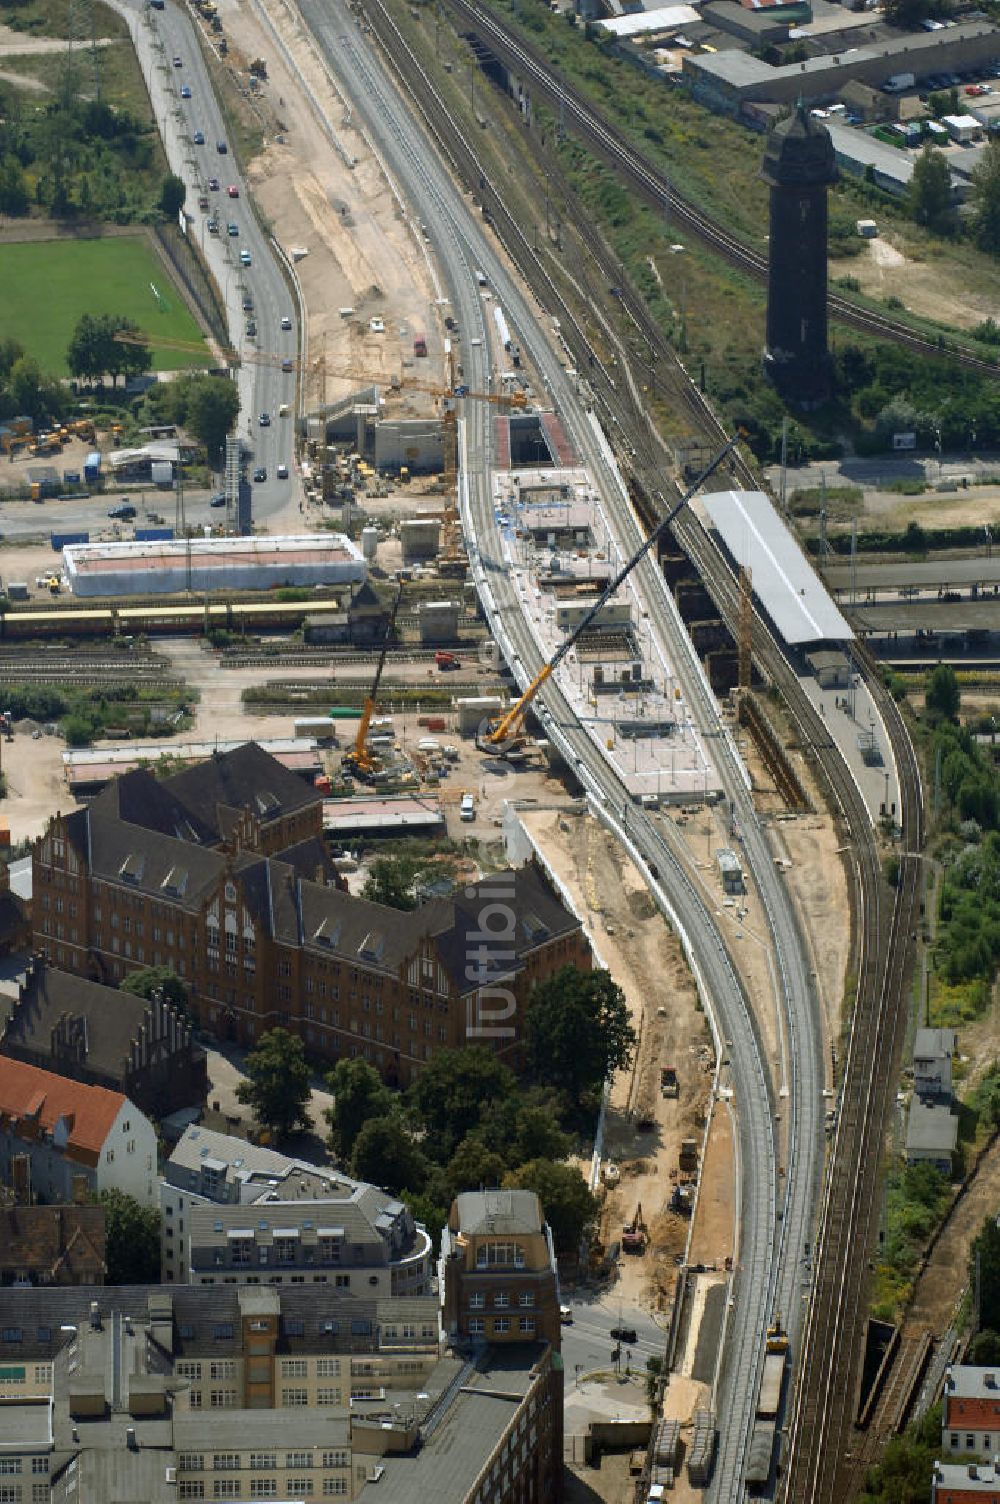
745, 1420, 777, 1493
1, 608, 115, 639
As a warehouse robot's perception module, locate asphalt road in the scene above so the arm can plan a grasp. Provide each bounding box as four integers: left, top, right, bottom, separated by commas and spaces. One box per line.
293, 10, 796, 1497
114, 0, 297, 521
560, 1294, 666, 1391
0, 487, 232, 540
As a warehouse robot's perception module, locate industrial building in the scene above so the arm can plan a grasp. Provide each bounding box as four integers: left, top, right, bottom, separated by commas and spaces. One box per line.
62, 534, 366, 597
62, 737, 323, 797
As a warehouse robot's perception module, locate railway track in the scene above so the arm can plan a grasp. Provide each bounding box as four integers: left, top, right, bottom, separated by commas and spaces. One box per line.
443, 0, 1000, 377
354, 1, 924, 1492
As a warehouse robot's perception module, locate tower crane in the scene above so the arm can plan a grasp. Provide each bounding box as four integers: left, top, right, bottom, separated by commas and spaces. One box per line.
477, 433, 742, 758
341, 583, 403, 781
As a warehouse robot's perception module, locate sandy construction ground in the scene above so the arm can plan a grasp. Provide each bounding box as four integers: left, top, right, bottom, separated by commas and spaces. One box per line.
830, 236, 1000, 331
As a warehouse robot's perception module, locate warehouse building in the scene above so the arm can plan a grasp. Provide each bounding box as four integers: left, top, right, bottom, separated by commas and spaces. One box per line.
63, 534, 366, 597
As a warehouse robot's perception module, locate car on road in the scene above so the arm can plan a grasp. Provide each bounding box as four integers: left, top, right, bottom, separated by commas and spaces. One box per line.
216, 139, 228, 154
210, 493, 226, 508
172, 55, 182, 67
610, 1325, 638, 1344
227, 222, 238, 236
227, 184, 239, 198
245, 321, 257, 339
207, 218, 220, 235
193, 130, 205, 146
281, 315, 292, 331
559, 1306, 573, 1324
180, 84, 192, 99
253, 466, 267, 483
281, 358, 293, 372
108, 503, 137, 520
259, 412, 271, 427
208, 176, 220, 191
276, 463, 289, 480
240, 249, 251, 266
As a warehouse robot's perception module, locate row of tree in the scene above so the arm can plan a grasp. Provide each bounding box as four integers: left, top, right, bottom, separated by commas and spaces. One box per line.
234, 966, 637, 1254
909, 138, 1000, 254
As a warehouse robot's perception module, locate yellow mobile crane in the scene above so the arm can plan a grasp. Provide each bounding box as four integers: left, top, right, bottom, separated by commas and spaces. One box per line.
341, 585, 403, 781
477, 433, 743, 758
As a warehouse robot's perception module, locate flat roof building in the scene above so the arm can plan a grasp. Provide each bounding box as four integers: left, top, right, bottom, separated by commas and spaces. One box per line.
63, 534, 366, 597
905, 1099, 958, 1175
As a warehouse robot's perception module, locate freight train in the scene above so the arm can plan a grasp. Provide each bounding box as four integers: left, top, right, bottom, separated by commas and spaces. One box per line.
0, 597, 344, 639
745, 1319, 789, 1493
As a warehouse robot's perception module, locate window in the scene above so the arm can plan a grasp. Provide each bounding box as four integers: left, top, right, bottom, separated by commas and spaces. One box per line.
213, 1323, 234, 1340
179, 1485, 205, 1501
176, 1362, 202, 1380
287, 1481, 312, 1497
178, 1455, 204, 1472
213, 1456, 239, 1471
213, 1485, 240, 1501
0, 1490, 20, 1504
519, 1292, 535, 1308
286, 1454, 310, 1471
493, 1316, 510, 1334
249, 1455, 276, 1471
967, 1434, 975, 1450
280, 1359, 307, 1378
520, 1315, 536, 1334
30, 1462, 47, 1477
321, 1452, 348, 1469
210, 1390, 236, 1408
316, 1358, 341, 1378
249, 1483, 277, 1499
188, 1390, 203, 1409
0, 1460, 20, 1474
493, 1291, 509, 1309
33, 1487, 48, 1504
209, 1361, 235, 1381
476, 1242, 524, 1269
322, 1482, 347, 1497
281, 1389, 308, 1407
0, 1330, 21, 1344
469, 1317, 485, 1335
317, 1387, 340, 1405
469, 1292, 485, 1310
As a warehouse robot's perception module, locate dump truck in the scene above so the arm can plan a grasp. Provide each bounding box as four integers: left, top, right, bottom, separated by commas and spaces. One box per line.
660, 1066, 679, 1098
679, 1138, 699, 1173
435, 651, 460, 670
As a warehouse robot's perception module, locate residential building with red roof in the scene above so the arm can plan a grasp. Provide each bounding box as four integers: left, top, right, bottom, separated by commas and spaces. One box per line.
0, 1057, 156, 1206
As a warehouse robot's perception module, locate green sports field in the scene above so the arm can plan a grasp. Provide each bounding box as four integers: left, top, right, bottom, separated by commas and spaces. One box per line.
0, 236, 210, 375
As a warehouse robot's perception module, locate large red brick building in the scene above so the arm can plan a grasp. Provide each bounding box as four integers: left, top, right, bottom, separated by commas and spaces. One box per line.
32, 744, 589, 1084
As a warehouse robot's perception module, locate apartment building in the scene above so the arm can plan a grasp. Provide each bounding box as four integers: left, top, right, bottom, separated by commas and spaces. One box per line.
942, 1365, 1000, 1455
0, 1057, 157, 1205
932, 1460, 1000, 1502
0, 1205, 106, 1287
0, 955, 207, 1121
0, 1284, 560, 1503
440, 1190, 562, 1353
160, 1126, 433, 1292
32, 744, 588, 1084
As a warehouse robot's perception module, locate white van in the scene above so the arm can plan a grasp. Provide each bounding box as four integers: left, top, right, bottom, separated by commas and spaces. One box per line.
460, 793, 475, 821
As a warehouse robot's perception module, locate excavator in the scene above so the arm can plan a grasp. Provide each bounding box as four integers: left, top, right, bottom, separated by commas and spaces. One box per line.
476, 432, 742, 759
340, 585, 402, 781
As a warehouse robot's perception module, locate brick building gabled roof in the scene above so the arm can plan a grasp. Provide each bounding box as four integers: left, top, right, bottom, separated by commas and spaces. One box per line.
0, 1204, 106, 1285
162, 741, 321, 842
0, 1057, 125, 1167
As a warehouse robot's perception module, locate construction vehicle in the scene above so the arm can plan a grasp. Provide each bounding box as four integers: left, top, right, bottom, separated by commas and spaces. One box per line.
475, 433, 741, 760
679, 1138, 699, 1173
1, 713, 13, 742
435, 650, 460, 671
341, 586, 403, 781
622, 1204, 647, 1255
660, 1066, 679, 1098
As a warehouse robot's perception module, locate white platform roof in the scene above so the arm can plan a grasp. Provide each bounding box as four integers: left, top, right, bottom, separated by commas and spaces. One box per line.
599, 5, 701, 36
701, 489, 853, 646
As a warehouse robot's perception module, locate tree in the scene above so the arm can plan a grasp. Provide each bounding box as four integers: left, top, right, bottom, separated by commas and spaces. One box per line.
971, 137, 1000, 256
512, 1103, 572, 1165
525, 967, 637, 1101
351, 1113, 428, 1196
407, 1047, 518, 1159
100, 1189, 161, 1283
883, 0, 937, 26
402, 1188, 449, 1257
0, 158, 28, 216
926, 663, 960, 724
446, 1134, 506, 1196
67, 312, 103, 384
908, 145, 953, 235
325, 1057, 393, 1159
235, 1027, 312, 1141
971, 1215, 1000, 1333
504, 1158, 598, 1255
970, 1329, 1000, 1365
362, 855, 421, 911
8, 354, 43, 415
159, 172, 186, 219
183, 373, 240, 461
119, 965, 189, 1013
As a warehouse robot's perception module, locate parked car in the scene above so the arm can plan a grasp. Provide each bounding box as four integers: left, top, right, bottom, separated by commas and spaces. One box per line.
276, 463, 289, 480
240, 249, 251, 266
259, 412, 271, 427
253, 466, 267, 483
193, 130, 205, 145
559, 1306, 573, 1324
227, 184, 239, 198
208, 176, 220, 191
108, 502, 137, 520
280, 315, 292, 330
217, 139, 228, 153
172, 55, 182, 67
210, 493, 226, 508
227, 222, 239, 236
180, 84, 192, 99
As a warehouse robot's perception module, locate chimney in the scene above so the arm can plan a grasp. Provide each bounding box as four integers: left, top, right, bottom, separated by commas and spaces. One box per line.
90, 1300, 101, 1331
